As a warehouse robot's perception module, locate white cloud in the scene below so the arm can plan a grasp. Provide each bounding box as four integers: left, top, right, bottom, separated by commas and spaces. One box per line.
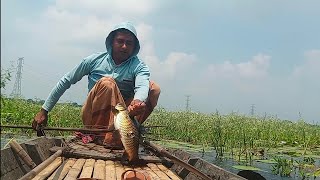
205, 54, 270, 80
293, 49, 320, 77
26, 6, 115, 46
3, 0, 319, 122
136, 23, 155, 56
144, 52, 197, 81
54, 0, 158, 16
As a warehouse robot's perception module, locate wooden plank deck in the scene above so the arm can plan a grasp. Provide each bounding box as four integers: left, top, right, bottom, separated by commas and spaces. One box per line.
32, 158, 181, 180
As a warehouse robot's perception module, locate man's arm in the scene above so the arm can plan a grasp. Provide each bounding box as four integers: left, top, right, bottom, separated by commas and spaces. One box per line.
133, 62, 150, 102
32, 55, 95, 129
128, 62, 150, 117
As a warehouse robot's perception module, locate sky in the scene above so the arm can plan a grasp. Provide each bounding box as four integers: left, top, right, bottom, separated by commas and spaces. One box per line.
1, 0, 320, 123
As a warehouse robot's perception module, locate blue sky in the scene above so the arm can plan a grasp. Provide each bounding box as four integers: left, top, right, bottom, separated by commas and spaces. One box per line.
1, 0, 319, 123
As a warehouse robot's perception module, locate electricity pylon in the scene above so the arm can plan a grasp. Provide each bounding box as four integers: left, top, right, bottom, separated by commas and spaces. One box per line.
10, 57, 24, 98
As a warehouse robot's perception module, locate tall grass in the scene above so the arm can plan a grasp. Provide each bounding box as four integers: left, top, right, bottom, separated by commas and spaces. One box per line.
148, 108, 319, 146
146, 107, 320, 161
1, 98, 320, 154
1, 98, 82, 136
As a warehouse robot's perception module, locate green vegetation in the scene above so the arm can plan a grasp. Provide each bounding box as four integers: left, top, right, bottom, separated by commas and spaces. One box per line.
148, 108, 320, 155
1, 67, 13, 104
147, 108, 320, 178
1, 96, 319, 179
1, 98, 83, 136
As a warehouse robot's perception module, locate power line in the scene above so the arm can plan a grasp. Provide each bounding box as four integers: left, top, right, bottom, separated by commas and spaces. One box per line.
10, 57, 24, 98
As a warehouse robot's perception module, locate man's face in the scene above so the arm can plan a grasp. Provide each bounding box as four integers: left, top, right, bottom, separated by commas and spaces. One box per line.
112, 31, 135, 63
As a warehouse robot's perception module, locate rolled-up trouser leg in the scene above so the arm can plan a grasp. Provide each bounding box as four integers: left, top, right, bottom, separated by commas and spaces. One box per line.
81, 77, 125, 147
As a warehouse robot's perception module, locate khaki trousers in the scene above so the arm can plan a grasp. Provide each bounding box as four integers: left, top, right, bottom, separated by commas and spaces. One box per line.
81, 77, 160, 146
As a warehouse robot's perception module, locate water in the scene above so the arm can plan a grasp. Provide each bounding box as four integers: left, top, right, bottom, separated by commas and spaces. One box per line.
191, 150, 320, 180
192, 151, 283, 180
1, 133, 36, 149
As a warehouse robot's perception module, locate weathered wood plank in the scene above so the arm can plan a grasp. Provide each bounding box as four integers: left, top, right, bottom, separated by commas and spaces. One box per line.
32, 157, 62, 180
185, 158, 245, 180
54, 147, 122, 161
177, 158, 198, 178
92, 159, 105, 180
64, 158, 86, 179
147, 163, 170, 180
1, 145, 30, 180
24, 137, 57, 165
79, 159, 95, 178
19, 150, 63, 180
156, 163, 181, 180
115, 161, 125, 180
167, 149, 192, 178
47, 158, 76, 180
105, 160, 116, 180
141, 165, 161, 180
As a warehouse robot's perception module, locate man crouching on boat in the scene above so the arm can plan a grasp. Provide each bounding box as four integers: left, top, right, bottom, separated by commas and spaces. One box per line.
32, 21, 161, 148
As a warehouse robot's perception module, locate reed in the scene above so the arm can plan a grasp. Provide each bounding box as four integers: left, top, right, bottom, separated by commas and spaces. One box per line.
1, 98, 320, 157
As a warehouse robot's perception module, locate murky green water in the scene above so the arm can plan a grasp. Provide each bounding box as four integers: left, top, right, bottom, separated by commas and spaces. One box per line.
1, 133, 36, 149
1, 134, 319, 180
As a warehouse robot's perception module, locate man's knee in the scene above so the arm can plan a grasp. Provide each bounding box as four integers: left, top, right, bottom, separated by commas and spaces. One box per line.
150, 81, 161, 96
96, 77, 117, 89
98, 77, 117, 87
149, 81, 161, 108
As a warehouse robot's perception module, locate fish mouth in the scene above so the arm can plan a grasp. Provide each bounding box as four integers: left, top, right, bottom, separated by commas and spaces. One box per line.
115, 103, 126, 111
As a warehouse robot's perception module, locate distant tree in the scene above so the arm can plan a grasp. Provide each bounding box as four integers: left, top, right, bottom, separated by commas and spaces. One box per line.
1, 67, 13, 105
1, 68, 12, 91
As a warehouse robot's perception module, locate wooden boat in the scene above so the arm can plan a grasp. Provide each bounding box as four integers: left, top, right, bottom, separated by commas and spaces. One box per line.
1, 136, 247, 180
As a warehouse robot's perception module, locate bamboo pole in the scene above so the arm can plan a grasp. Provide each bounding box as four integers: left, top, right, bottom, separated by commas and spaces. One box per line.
1, 125, 114, 133
18, 150, 62, 180
1, 124, 165, 133
32, 157, 62, 180
9, 139, 37, 169
142, 140, 212, 180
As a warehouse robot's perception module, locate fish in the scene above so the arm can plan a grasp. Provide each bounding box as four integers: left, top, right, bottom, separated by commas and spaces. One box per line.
113, 103, 140, 163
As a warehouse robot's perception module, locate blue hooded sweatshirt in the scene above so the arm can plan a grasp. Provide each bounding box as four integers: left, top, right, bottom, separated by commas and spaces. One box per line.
42, 21, 150, 112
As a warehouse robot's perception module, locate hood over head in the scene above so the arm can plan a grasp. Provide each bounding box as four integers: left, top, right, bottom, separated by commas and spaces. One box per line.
105, 21, 140, 58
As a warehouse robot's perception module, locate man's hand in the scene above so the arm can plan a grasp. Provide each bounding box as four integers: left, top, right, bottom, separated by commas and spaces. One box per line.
32, 108, 48, 130
127, 99, 146, 116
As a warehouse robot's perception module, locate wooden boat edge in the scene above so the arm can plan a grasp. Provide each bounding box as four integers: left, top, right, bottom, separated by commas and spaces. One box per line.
0, 137, 247, 180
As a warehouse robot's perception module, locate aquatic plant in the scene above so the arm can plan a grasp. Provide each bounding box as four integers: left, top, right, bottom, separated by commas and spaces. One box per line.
271, 156, 294, 177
